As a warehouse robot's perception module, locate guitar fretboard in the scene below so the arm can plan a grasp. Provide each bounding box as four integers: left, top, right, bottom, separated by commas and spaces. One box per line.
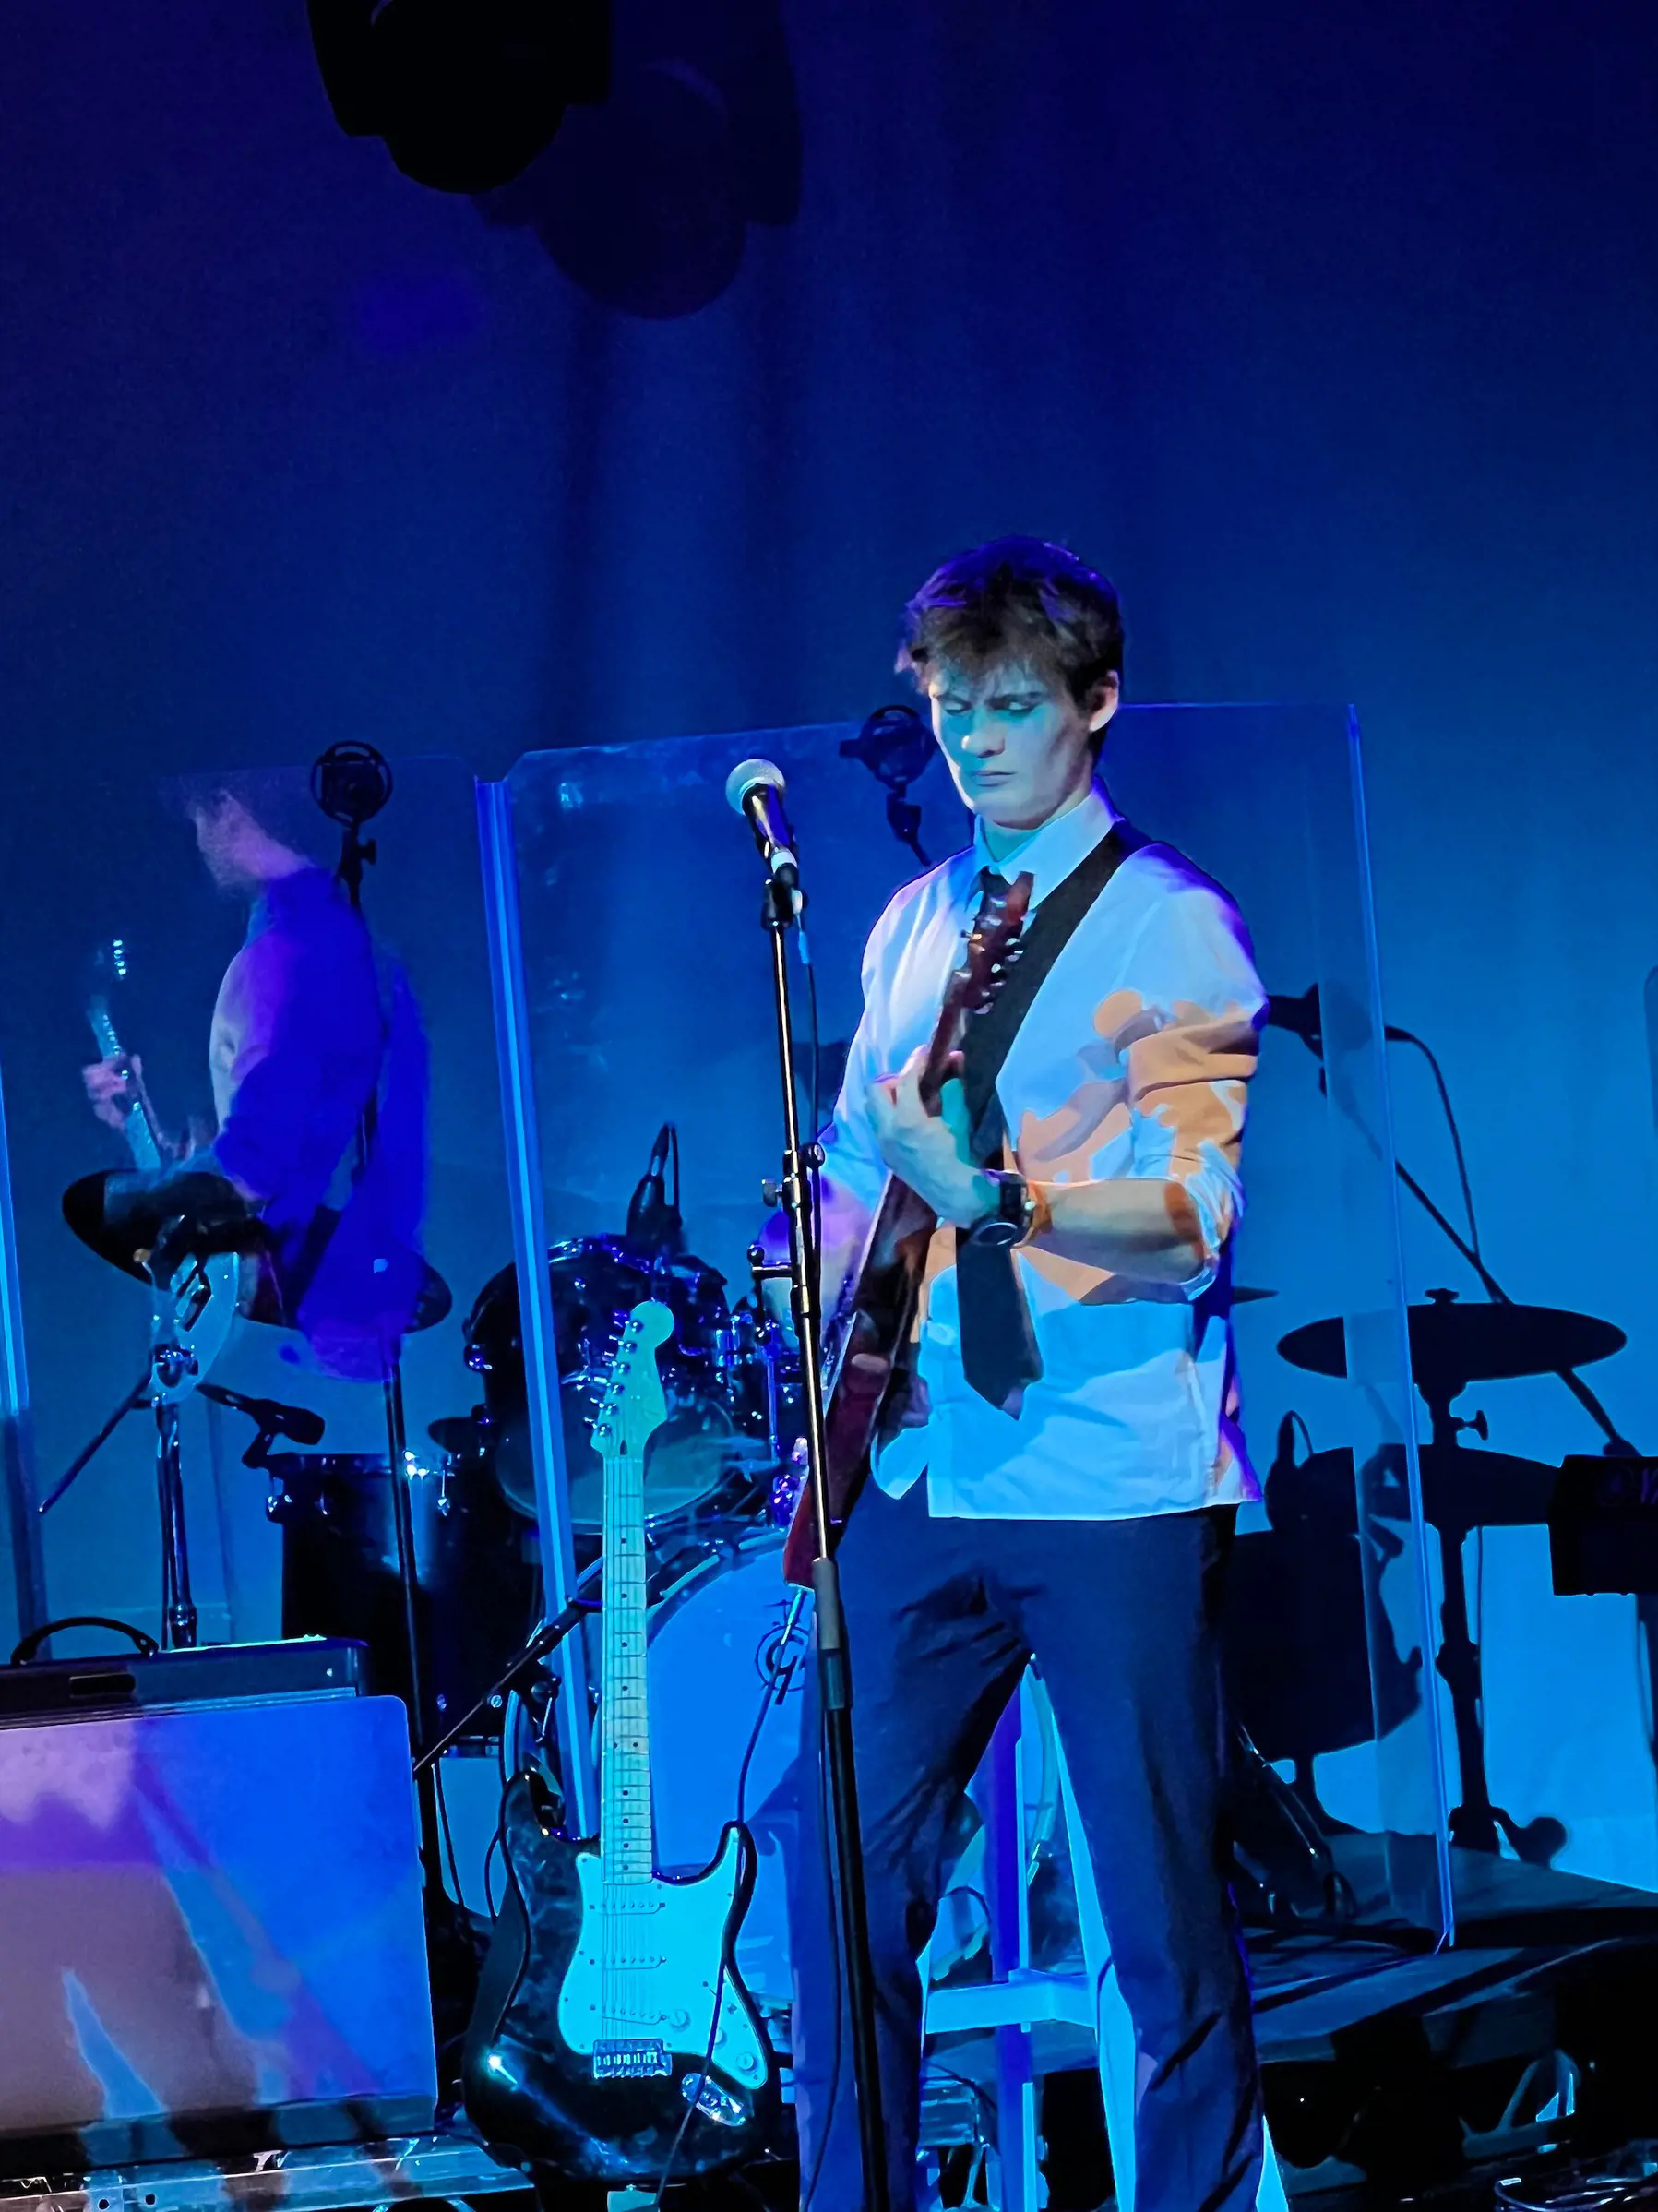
599, 1447, 653, 1883
88, 996, 163, 1171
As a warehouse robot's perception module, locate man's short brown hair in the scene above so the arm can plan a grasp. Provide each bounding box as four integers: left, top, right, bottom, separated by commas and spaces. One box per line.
897, 535, 1125, 707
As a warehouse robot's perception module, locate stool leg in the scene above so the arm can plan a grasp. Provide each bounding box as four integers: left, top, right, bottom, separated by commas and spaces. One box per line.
1056, 1730, 1288, 2212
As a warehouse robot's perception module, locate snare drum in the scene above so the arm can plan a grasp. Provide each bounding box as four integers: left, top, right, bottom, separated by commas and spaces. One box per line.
464, 1234, 735, 1528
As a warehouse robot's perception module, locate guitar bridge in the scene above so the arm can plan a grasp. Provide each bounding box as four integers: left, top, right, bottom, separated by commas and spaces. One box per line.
592, 2039, 671, 2080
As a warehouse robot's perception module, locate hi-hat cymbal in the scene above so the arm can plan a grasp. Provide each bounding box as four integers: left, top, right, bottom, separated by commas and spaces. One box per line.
1273, 1443, 1561, 1536
66, 1171, 451, 1333
63, 1168, 268, 1282
1278, 1292, 1624, 1388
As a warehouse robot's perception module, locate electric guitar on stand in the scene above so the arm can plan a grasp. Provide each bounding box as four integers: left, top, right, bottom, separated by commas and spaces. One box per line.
781, 870, 1033, 1584
463, 1298, 779, 2185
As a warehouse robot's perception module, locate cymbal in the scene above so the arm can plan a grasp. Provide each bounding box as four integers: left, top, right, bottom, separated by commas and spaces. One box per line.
1278, 1294, 1624, 1388
63, 1168, 268, 1283
428, 1414, 487, 1460
67, 1172, 451, 1334
1273, 1443, 1561, 1535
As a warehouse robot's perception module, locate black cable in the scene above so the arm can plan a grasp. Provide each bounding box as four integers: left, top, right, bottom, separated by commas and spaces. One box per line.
434, 1757, 467, 1915
798, 1699, 844, 2212
651, 1599, 809, 2209
1391, 1029, 1482, 1261
803, 934, 823, 1294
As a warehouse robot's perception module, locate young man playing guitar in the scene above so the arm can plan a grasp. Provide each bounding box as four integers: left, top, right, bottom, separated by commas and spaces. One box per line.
82, 781, 429, 1381
790, 538, 1267, 2211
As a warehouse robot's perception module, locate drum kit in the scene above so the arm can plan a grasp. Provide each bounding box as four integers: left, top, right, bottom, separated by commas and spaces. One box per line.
53, 1093, 1639, 1996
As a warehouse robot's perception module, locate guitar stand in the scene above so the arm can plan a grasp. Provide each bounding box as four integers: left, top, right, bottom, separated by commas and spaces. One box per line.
754, 869, 891, 2212
412, 1571, 600, 1777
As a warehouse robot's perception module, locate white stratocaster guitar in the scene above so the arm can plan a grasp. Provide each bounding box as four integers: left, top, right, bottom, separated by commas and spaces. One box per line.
462, 1297, 779, 2185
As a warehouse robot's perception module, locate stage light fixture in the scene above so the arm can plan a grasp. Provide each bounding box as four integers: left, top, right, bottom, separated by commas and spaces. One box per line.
307, 0, 611, 195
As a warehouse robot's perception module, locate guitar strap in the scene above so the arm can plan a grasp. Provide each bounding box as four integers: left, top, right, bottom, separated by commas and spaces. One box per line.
949, 819, 1152, 1410
959, 818, 1152, 1152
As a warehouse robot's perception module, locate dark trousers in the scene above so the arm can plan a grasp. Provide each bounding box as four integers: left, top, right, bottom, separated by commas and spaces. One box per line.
789, 1477, 1263, 2212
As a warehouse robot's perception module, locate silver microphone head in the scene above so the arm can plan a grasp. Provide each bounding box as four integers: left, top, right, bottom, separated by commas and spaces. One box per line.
724, 757, 786, 815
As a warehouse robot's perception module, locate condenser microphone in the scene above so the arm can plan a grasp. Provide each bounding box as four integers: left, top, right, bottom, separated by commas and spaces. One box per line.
724, 758, 800, 890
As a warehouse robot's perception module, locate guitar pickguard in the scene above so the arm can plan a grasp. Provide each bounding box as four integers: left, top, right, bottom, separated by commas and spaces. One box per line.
462, 1783, 779, 2185
556, 1832, 769, 2091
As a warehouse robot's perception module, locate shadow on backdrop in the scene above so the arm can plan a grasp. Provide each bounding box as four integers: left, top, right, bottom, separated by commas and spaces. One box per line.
473, 0, 801, 318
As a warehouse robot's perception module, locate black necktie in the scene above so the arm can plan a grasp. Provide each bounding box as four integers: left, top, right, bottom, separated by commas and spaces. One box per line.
955, 870, 1044, 1415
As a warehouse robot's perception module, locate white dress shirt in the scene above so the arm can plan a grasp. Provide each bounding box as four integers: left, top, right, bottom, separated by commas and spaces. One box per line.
822, 783, 1266, 1521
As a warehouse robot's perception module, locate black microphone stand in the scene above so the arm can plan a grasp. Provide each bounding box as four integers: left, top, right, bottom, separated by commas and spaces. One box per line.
750, 866, 890, 2212
309, 746, 447, 1888
1276, 991, 1635, 1453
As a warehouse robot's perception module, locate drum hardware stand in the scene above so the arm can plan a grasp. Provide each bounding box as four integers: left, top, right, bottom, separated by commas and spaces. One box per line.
750, 861, 890, 2212
1415, 1341, 1561, 1865
39, 1235, 209, 1649
413, 1564, 601, 1776
1282, 998, 1637, 1866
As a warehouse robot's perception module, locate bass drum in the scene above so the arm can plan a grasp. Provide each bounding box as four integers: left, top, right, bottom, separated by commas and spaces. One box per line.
465, 1235, 735, 1529
644, 1534, 812, 2019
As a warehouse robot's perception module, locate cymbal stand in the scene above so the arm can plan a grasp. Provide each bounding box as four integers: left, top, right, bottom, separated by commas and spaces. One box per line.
1415, 1369, 1504, 1854
752, 868, 889, 2212
41, 1234, 206, 1649
1417, 1361, 1563, 1863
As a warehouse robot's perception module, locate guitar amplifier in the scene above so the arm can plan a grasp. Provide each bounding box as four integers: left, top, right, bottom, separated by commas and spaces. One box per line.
0, 1653, 435, 2164
0, 1635, 370, 1722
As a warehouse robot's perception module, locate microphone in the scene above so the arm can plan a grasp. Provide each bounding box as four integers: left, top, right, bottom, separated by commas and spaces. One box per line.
626, 1122, 684, 1251
724, 758, 800, 890
1265, 986, 1324, 1053
199, 1382, 326, 1447
1264, 983, 1409, 1057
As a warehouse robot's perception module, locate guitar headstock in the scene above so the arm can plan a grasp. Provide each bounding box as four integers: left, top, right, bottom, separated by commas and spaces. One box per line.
592, 1299, 674, 1460
922, 870, 1034, 1103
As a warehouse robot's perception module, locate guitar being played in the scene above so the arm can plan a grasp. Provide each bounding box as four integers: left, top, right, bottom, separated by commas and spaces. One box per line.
780, 870, 1032, 1584
78, 778, 431, 1380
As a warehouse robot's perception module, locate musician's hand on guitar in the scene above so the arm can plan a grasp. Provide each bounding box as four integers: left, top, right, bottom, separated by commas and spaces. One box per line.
83, 1053, 139, 1131
866, 1047, 993, 1227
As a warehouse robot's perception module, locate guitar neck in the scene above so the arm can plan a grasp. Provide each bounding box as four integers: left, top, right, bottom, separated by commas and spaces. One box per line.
87, 995, 164, 1172
599, 1448, 653, 1882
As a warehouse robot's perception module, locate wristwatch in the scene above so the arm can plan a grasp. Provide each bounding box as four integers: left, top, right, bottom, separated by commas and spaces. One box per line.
964, 1169, 1035, 1249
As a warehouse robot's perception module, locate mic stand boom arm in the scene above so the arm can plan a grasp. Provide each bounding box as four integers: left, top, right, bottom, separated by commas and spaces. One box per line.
756, 867, 891, 2212
1391, 1151, 1635, 1454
